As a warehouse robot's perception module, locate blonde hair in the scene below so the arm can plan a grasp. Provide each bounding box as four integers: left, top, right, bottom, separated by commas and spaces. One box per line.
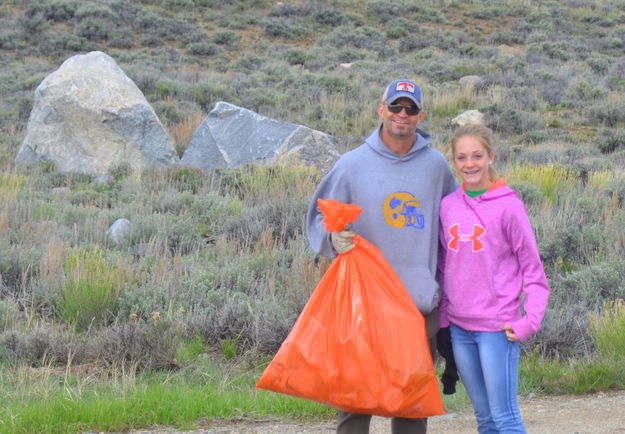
451, 124, 498, 182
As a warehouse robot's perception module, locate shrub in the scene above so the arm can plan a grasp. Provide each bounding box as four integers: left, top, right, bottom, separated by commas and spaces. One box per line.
595, 128, 625, 153
92, 320, 180, 370
76, 17, 112, 41
565, 82, 607, 106
321, 25, 385, 50
484, 104, 543, 136
284, 49, 311, 66
186, 42, 220, 56
262, 18, 311, 39
552, 261, 625, 308
74, 4, 116, 20
587, 101, 625, 127
109, 29, 134, 49
527, 41, 573, 61
384, 18, 415, 39
508, 181, 544, 206
211, 31, 240, 47
41, 0, 78, 22
314, 9, 346, 26
163, 0, 195, 9
0, 324, 81, 367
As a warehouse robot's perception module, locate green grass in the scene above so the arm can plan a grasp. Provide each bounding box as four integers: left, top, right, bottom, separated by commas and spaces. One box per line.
0, 356, 335, 434
55, 247, 132, 330
0, 340, 472, 434
504, 164, 577, 203
520, 299, 625, 395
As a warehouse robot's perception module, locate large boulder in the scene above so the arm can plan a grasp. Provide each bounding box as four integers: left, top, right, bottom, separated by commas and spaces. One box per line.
15, 51, 179, 174
451, 110, 485, 127
181, 102, 340, 173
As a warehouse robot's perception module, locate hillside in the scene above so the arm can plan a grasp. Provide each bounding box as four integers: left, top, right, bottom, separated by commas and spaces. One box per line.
1, 1, 625, 431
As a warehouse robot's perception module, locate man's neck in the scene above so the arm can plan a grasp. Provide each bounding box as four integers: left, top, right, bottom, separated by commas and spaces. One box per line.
380, 128, 415, 156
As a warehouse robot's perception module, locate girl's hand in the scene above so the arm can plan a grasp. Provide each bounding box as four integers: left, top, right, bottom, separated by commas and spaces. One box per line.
503, 325, 520, 342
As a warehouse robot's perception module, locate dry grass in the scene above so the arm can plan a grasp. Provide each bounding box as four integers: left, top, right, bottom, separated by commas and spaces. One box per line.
171, 113, 205, 155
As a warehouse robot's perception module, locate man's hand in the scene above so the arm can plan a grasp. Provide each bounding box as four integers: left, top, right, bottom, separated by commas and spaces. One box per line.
331, 225, 355, 254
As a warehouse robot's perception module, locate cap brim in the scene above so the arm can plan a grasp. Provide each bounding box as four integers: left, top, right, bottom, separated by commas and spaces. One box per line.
388, 93, 421, 108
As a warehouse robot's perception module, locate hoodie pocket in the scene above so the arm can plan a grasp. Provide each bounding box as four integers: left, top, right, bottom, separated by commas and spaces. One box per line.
394, 266, 440, 315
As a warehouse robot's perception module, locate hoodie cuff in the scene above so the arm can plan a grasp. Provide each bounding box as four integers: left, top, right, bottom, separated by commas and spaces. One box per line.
510, 319, 532, 342
439, 311, 450, 328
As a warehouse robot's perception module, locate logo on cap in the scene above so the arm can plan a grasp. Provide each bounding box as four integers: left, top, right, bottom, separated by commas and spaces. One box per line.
395, 81, 415, 94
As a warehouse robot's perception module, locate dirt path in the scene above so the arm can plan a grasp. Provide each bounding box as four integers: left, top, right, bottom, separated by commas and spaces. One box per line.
123, 390, 625, 433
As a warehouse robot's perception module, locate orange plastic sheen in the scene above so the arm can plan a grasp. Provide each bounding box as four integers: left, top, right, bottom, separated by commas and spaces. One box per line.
256, 198, 445, 418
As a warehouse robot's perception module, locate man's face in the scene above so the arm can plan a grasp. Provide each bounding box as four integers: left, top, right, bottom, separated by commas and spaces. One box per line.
377, 97, 424, 139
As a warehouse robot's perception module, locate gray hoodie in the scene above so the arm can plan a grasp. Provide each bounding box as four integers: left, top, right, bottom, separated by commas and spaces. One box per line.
306, 126, 458, 314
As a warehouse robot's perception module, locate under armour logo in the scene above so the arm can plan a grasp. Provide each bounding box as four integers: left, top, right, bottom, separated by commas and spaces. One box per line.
448, 223, 486, 252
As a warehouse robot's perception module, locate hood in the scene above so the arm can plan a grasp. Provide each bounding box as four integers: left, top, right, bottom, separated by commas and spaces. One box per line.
462, 179, 518, 202
460, 179, 518, 227
364, 126, 432, 161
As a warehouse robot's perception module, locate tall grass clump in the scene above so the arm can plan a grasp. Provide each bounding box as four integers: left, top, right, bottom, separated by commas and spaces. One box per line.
0, 172, 27, 199
589, 299, 625, 363
55, 247, 132, 330
504, 164, 576, 202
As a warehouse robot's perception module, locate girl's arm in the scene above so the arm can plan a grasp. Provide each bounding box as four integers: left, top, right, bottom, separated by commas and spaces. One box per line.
507, 202, 550, 342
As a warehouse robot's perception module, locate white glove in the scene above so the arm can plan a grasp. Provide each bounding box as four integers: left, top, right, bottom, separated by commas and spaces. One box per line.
331, 225, 355, 254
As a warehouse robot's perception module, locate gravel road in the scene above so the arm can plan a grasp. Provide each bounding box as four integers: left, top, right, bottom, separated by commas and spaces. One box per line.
119, 390, 625, 434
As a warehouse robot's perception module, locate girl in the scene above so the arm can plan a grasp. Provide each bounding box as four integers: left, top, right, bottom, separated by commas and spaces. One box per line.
439, 124, 550, 433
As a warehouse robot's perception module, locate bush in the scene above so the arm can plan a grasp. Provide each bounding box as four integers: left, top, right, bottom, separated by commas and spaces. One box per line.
186, 42, 220, 56
314, 9, 346, 26
93, 320, 180, 370
588, 102, 625, 127
74, 4, 116, 20
262, 18, 311, 39
41, 0, 78, 22
484, 104, 543, 136
211, 31, 240, 47
552, 261, 625, 307
508, 181, 544, 206
76, 17, 112, 41
595, 128, 625, 153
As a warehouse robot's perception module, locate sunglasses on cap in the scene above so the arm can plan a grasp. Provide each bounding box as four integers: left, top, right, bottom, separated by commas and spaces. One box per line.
386, 104, 420, 116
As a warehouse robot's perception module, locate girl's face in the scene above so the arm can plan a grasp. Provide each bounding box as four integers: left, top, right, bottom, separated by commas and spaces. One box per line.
453, 135, 494, 191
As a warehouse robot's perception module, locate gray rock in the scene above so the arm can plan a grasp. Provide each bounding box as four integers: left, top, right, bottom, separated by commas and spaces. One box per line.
459, 75, 483, 88
15, 51, 179, 174
106, 218, 133, 244
181, 102, 340, 173
451, 110, 485, 127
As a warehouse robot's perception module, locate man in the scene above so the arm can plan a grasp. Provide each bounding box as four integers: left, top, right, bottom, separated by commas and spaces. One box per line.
306, 79, 458, 434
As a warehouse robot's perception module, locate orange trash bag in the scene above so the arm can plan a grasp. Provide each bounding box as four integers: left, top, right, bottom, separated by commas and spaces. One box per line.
256, 198, 445, 418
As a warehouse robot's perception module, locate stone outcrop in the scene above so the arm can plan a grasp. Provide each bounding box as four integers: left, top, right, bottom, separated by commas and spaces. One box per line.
180, 102, 340, 173
458, 75, 483, 88
451, 110, 485, 127
106, 218, 133, 244
15, 51, 179, 174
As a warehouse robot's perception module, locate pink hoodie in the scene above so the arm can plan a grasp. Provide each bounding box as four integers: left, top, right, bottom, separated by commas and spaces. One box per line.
438, 181, 549, 342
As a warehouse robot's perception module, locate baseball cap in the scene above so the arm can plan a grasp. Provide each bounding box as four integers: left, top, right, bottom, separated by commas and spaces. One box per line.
384, 79, 422, 108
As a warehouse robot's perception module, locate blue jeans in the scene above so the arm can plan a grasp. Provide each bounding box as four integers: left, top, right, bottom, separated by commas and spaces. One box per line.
450, 323, 526, 434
